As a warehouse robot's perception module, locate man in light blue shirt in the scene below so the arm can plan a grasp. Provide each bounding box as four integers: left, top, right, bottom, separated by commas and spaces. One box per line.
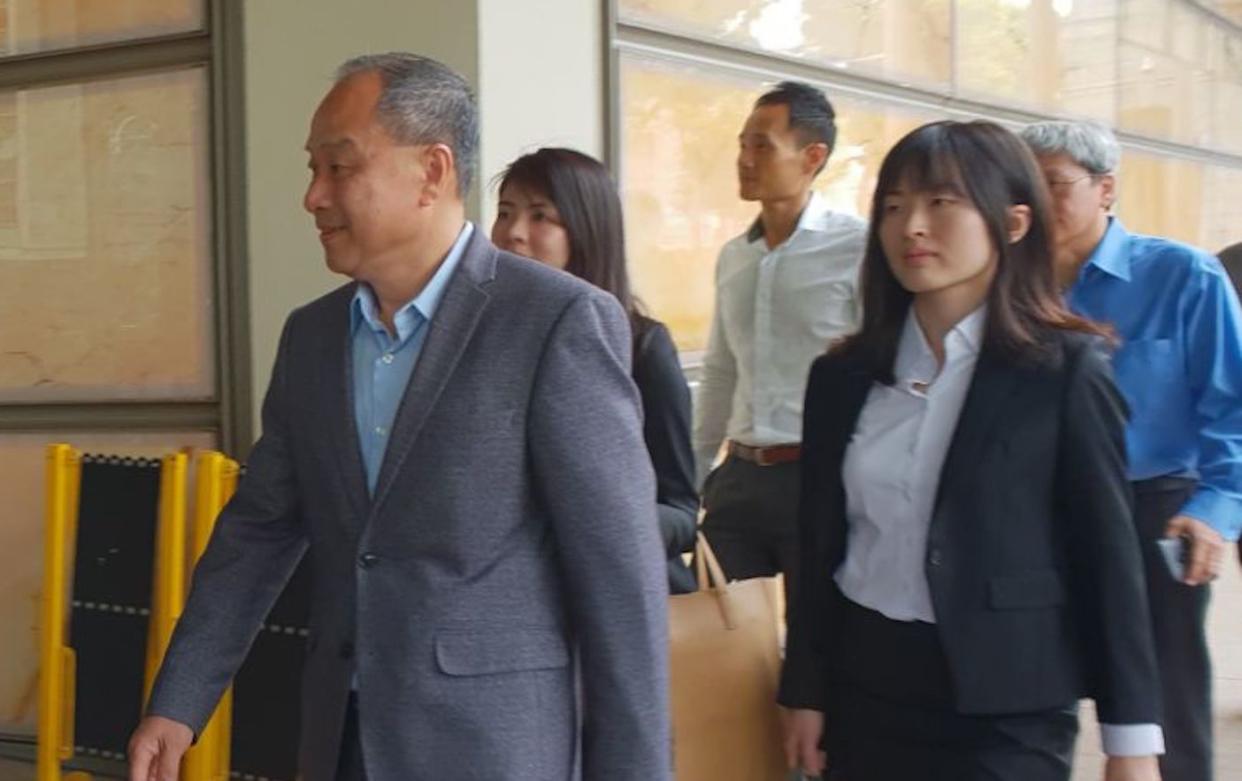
351, 223, 472, 492
131, 53, 669, 781
1025, 121, 1242, 781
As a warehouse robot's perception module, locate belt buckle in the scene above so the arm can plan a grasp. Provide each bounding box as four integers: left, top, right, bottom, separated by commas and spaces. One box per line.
753, 447, 774, 467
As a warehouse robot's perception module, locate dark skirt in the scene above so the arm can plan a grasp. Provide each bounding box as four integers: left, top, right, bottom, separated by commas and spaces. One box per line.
821, 592, 1078, 781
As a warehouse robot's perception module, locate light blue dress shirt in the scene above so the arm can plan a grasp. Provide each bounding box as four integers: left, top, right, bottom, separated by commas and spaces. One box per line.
350, 223, 474, 494
1068, 218, 1242, 540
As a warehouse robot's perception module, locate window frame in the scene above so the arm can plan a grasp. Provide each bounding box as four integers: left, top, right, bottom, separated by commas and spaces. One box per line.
0, 0, 251, 456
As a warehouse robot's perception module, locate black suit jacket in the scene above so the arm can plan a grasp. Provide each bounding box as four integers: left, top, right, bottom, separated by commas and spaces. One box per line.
778, 329, 1160, 725
633, 315, 698, 593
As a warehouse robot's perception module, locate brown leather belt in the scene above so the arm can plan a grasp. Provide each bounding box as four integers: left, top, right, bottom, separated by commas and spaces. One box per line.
727, 440, 801, 466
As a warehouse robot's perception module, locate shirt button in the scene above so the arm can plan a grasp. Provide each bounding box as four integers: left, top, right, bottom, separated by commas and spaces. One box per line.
374, 426, 387, 436
381, 353, 395, 364
358, 553, 379, 569
929, 549, 943, 567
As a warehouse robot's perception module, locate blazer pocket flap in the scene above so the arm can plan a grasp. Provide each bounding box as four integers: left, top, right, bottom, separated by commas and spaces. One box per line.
988, 571, 1066, 609
435, 628, 570, 676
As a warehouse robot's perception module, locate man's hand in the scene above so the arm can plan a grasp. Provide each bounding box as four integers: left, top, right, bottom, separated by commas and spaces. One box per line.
128, 716, 193, 781
780, 706, 826, 777
1165, 514, 1225, 586
1104, 755, 1161, 781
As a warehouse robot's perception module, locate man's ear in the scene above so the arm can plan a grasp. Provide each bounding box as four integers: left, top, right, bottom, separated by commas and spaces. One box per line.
1098, 172, 1117, 212
803, 142, 829, 176
418, 143, 458, 205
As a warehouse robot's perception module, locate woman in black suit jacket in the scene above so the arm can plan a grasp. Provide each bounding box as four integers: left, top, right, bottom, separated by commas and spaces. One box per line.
491, 147, 697, 593
779, 122, 1162, 781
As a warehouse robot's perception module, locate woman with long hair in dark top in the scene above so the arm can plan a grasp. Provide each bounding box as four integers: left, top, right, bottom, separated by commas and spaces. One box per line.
779, 121, 1163, 781
492, 147, 698, 593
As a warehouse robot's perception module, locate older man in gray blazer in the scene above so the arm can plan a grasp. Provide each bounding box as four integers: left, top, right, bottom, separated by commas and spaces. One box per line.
127, 53, 670, 781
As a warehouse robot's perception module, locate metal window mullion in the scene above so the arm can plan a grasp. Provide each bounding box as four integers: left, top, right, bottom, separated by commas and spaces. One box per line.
0, 402, 220, 433
0, 32, 210, 91
949, 0, 959, 96
605, 0, 622, 175
208, 0, 252, 458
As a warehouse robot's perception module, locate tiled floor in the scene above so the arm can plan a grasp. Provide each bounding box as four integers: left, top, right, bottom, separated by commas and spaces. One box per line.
3, 559, 1240, 781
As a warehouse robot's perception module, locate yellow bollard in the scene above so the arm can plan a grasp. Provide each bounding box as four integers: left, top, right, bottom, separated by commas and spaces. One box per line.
37, 444, 83, 781
181, 452, 239, 781
143, 453, 188, 706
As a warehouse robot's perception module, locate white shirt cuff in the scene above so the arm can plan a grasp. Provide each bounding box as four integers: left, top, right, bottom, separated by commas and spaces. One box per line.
1099, 723, 1165, 756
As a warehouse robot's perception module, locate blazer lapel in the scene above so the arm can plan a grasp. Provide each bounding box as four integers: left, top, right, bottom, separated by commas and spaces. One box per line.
828, 362, 875, 470
369, 235, 496, 514
821, 358, 876, 567
322, 285, 370, 522
932, 347, 1024, 515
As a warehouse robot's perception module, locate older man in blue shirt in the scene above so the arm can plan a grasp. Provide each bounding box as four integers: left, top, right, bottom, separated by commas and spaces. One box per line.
1024, 121, 1242, 781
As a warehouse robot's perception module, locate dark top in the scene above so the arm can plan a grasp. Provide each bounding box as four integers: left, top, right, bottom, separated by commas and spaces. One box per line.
633, 315, 698, 593
1221, 241, 1242, 292
778, 329, 1160, 725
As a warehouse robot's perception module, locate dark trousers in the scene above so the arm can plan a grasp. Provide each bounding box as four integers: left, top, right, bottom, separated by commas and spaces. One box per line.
699, 455, 801, 609
820, 592, 1077, 781
1134, 477, 1213, 781
335, 694, 368, 781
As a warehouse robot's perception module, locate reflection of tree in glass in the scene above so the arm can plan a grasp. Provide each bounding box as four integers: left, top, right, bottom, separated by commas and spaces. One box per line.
622, 61, 759, 348
957, 0, 1029, 97
620, 0, 953, 84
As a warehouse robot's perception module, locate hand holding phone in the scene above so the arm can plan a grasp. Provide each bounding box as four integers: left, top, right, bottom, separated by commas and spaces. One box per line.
1156, 536, 1189, 582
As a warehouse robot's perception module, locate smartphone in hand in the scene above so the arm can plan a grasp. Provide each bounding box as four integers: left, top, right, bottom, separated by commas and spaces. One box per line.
1156, 537, 1189, 582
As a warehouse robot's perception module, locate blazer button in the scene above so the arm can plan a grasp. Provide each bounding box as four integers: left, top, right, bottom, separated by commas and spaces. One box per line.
358, 552, 379, 569
339, 641, 355, 660
928, 549, 943, 567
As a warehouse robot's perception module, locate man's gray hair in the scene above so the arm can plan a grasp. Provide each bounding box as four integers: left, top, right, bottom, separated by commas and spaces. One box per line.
337, 52, 479, 196
1019, 120, 1120, 175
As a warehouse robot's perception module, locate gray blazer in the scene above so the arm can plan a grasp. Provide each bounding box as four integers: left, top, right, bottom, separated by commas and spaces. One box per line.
147, 231, 672, 781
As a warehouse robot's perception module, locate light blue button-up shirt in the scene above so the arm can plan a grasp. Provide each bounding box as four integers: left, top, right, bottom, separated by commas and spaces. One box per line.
350, 223, 474, 494
1068, 218, 1242, 539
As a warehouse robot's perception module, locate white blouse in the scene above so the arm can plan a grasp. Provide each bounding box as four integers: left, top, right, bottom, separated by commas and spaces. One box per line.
834, 306, 984, 623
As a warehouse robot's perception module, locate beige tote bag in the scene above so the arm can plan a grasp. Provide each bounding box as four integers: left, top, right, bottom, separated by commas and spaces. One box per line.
668, 533, 787, 781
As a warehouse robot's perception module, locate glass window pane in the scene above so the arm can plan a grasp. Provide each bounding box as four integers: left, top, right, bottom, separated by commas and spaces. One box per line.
619, 0, 952, 88
0, 430, 217, 737
1212, 27, 1242, 154
957, 0, 1118, 123
0, 68, 214, 403
0, 0, 204, 57
620, 54, 939, 352
1115, 151, 1204, 246
1118, 1, 1215, 147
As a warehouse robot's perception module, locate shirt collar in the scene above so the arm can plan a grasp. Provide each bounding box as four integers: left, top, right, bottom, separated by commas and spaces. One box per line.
351, 222, 475, 342
1080, 217, 1132, 282
745, 191, 833, 245
894, 305, 987, 384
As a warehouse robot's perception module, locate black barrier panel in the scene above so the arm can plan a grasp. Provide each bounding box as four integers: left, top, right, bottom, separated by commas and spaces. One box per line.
69, 455, 162, 759
230, 554, 311, 781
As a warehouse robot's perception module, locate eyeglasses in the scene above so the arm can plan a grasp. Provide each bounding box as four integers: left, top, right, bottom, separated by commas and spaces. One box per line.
1045, 173, 1104, 192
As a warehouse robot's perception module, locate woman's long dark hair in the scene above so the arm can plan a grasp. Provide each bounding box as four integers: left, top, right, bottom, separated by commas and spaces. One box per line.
496, 148, 641, 327
837, 120, 1109, 382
